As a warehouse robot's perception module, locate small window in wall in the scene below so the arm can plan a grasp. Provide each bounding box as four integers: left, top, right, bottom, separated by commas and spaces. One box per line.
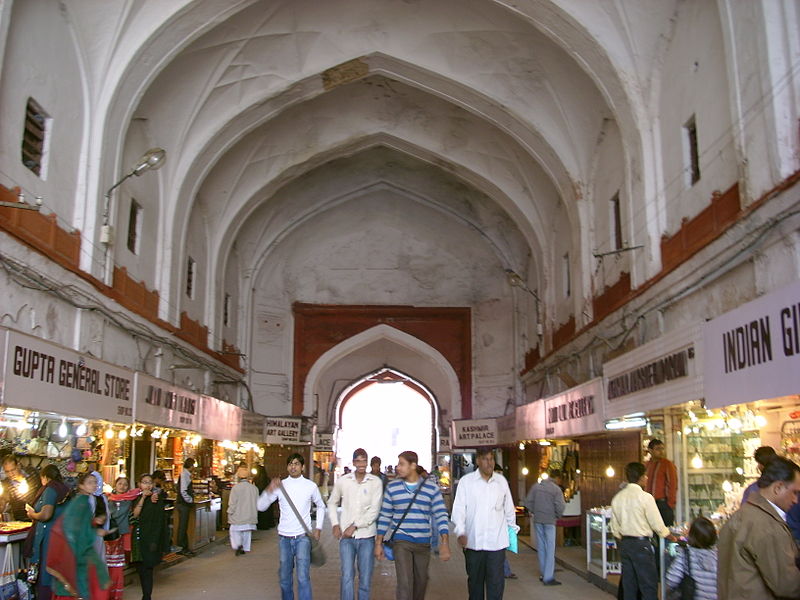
21, 98, 49, 177
610, 192, 623, 251
186, 257, 196, 299
683, 115, 701, 186
223, 293, 232, 327
126, 199, 142, 254
562, 252, 571, 298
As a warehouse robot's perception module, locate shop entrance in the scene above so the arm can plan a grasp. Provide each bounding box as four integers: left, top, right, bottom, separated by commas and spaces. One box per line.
335, 368, 437, 472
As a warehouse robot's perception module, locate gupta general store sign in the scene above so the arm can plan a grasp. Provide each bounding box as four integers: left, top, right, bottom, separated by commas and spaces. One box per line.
544, 378, 604, 438
451, 418, 498, 447
2, 329, 134, 422
704, 280, 800, 408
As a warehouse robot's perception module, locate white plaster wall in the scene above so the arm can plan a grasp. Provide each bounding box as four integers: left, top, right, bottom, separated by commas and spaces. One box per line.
0, 1, 85, 222
658, 0, 738, 233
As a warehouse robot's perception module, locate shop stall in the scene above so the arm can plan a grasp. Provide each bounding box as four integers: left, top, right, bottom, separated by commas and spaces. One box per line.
0, 327, 136, 570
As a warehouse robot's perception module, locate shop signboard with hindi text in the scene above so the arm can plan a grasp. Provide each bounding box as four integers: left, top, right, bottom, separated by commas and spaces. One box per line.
134, 372, 201, 431
603, 323, 703, 419
265, 417, 302, 445
451, 418, 498, 448
199, 395, 242, 441
544, 378, 605, 438
704, 280, 800, 408
2, 329, 134, 422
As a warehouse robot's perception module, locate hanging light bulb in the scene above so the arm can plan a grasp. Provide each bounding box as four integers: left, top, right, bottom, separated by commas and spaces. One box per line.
0, 482, 4, 496
691, 453, 704, 469
105, 427, 114, 439
19, 480, 29, 495
518, 442, 525, 450
755, 415, 767, 428
575, 469, 581, 474
151, 430, 161, 439
540, 472, 549, 480
118, 429, 128, 440
58, 419, 68, 439
251, 468, 258, 475
605, 465, 615, 478
76, 422, 88, 436
722, 480, 733, 493
735, 467, 744, 475
221, 459, 228, 467
728, 417, 743, 431
521, 467, 530, 476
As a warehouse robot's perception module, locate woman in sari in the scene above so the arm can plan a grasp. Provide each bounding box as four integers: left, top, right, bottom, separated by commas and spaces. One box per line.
130, 474, 167, 600
24, 464, 70, 600
106, 477, 140, 600
47, 472, 111, 600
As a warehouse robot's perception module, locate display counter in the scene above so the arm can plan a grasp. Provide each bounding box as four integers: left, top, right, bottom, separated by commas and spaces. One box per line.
0, 525, 32, 579
172, 498, 221, 551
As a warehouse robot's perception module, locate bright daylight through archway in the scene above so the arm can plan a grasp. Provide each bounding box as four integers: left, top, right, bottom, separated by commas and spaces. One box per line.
337, 381, 434, 473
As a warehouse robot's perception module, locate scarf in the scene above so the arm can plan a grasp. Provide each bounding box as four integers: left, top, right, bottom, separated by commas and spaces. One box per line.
108, 488, 142, 502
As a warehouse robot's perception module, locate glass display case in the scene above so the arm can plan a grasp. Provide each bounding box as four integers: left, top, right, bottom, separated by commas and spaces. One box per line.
682, 425, 760, 518
586, 508, 620, 578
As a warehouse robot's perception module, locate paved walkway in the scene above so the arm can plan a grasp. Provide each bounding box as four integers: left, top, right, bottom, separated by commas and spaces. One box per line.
125, 529, 612, 600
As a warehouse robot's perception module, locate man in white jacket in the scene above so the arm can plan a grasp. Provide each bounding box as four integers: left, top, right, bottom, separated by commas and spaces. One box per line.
228, 463, 258, 555
327, 448, 383, 600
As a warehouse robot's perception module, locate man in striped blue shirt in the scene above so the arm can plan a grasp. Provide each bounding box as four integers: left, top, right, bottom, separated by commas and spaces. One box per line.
375, 451, 451, 600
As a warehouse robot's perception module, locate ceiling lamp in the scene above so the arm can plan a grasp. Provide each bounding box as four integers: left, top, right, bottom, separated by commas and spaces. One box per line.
76, 422, 88, 436
104, 427, 115, 439
521, 467, 530, 476
605, 465, 615, 478
691, 453, 704, 469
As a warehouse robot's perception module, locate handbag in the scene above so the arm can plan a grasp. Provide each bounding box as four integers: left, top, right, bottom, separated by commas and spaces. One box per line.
383, 476, 428, 561
676, 547, 695, 600
278, 482, 326, 567
0, 544, 19, 600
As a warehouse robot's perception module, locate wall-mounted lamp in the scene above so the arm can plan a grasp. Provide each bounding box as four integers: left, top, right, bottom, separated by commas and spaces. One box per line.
101, 147, 166, 243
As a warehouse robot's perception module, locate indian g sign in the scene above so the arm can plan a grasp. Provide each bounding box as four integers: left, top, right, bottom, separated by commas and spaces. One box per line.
704, 280, 800, 408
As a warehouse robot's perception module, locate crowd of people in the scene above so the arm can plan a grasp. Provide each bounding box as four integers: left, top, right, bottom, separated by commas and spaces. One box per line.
3, 440, 799, 600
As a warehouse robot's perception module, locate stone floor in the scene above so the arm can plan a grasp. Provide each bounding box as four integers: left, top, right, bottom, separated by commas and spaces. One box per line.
125, 529, 613, 599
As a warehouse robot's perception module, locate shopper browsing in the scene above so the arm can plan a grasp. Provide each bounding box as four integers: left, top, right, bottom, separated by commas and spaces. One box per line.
228, 463, 259, 555
176, 457, 196, 557
523, 468, 566, 587
130, 474, 167, 600
665, 516, 718, 600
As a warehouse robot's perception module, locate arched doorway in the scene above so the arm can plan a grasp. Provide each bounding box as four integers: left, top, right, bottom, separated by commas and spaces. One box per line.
335, 368, 438, 472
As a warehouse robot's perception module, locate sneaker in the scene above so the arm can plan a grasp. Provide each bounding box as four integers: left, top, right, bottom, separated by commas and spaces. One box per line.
543, 580, 562, 586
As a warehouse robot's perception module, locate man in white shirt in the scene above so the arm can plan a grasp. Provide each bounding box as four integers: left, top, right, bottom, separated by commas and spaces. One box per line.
452, 447, 518, 600
258, 453, 326, 600
327, 448, 383, 600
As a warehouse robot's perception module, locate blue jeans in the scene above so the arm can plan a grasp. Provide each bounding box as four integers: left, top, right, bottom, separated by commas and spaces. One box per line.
279, 535, 312, 600
339, 537, 375, 600
534, 523, 556, 583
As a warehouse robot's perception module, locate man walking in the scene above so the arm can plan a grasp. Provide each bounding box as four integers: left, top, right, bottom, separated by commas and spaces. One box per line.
610, 462, 674, 600
644, 439, 678, 525
327, 448, 383, 600
228, 462, 258, 555
176, 457, 195, 557
523, 468, 565, 586
258, 453, 327, 600
375, 451, 451, 600
452, 447, 518, 600
718, 456, 800, 600
370, 456, 388, 489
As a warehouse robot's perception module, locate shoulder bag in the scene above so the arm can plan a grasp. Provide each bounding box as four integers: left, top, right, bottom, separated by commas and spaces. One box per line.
383, 477, 428, 561
674, 546, 695, 600
278, 482, 326, 567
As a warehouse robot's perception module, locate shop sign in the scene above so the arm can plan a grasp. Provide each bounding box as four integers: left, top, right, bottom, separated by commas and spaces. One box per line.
239, 410, 266, 443
199, 395, 241, 441
544, 378, 605, 438
704, 280, 800, 408
2, 329, 134, 422
451, 418, 498, 447
265, 416, 302, 444
515, 399, 545, 440
603, 323, 703, 419
496, 412, 517, 445
316, 433, 334, 452
439, 434, 451, 452
134, 373, 200, 431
